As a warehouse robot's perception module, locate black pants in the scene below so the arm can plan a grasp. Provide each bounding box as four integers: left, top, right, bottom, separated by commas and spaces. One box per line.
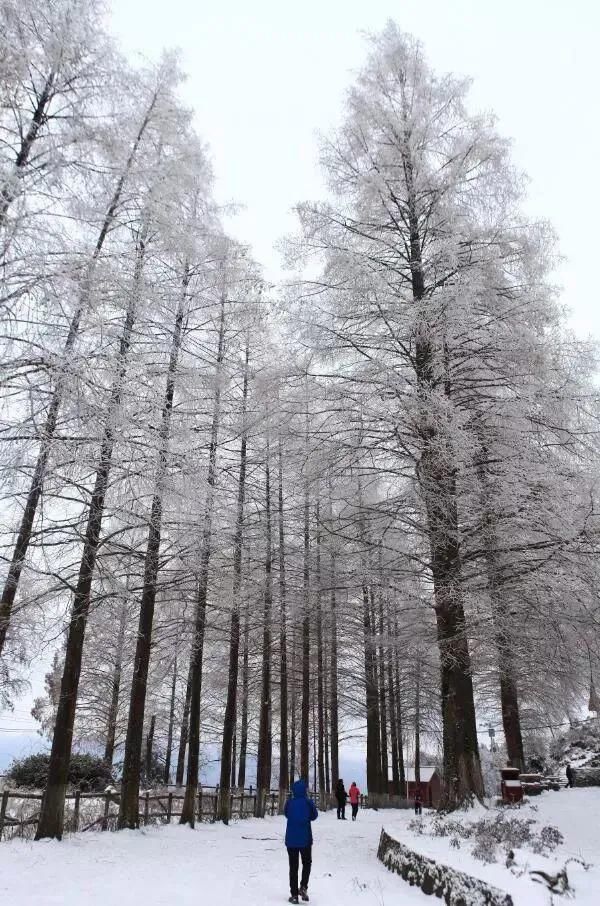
336, 800, 346, 819
351, 803, 358, 820
415, 803, 422, 815
288, 846, 312, 896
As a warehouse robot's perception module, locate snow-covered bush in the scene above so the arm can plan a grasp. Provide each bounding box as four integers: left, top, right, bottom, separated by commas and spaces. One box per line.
409, 812, 563, 864
550, 719, 600, 768
7, 753, 114, 792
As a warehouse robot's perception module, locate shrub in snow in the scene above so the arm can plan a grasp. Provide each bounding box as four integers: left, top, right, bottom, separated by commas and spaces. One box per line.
409, 812, 563, 864
8, 753, 114, 791
538, 825, 564, 850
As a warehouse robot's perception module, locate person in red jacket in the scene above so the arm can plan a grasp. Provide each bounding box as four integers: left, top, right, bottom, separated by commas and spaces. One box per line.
348, 781, 360, 821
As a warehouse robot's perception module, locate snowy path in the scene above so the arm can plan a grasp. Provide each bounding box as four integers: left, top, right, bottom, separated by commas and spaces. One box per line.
5, 793, 598, 905
0, 809, 427, 905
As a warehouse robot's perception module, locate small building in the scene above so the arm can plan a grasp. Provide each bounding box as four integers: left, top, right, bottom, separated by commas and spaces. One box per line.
403, 766, 442, 809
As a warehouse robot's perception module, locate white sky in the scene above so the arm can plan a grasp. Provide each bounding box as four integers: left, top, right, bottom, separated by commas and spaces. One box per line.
109, 0, 600, 338
1, 0, 598, 755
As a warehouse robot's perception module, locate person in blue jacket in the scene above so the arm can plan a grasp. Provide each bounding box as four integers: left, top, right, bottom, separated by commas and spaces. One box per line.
284, 779, 318, 903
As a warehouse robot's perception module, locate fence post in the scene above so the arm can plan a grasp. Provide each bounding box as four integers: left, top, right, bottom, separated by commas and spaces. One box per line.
102, 792, 111, 831
167, 792, 173, 823
197, 787, 203, 823
0, 790, 9, 841
39, 788, 46, 826
144, 792, 150, 825
73, 790, 81, 833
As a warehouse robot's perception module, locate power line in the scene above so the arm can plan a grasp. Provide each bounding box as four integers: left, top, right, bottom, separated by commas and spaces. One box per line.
0, 726, 39, 732
478, 719, 573, 735
0, 716, 36, 723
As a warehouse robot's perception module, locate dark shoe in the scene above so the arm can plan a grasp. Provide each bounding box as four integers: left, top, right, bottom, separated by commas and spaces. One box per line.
289, 898, 299, 904
300, 887, 309, 902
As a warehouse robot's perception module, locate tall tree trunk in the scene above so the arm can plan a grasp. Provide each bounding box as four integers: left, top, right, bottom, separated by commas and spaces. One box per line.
231, 732, 237, 789
300, 487, 310, 781
498, 650, 524, 771
218, 336, 249, 822
423, 464, 482, 806
329, 550, 339, 789
237, 602, 250, 790
377, 574, 389, 798
476, 448, 525, 772
36, 234, 146, 841
324, 638, 330, 796
267, 708, 273, 800
369, 588, 382, 793
277, 435, 289, 810
312, 697, 317, 792
118, 267, 188, 830
104, 596, 129, 766
414, 656, 421, 786
364, 584, 381, 796
393, 608, 406, 792
289, 623, 297, 784
400, 104, 483, 806
315, 501, 325, 803
145, 714, 156, 786
176, 664, 192, 787
0, 95, 158, 658
180, 297, 226, 827
255, 439, 273, 817
164, 656, 178, 785
386, 603, 401, 796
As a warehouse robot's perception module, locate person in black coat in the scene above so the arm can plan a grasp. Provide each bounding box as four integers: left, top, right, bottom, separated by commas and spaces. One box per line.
335, 778, 347, 820
566, 763, 574, 788
414, 787, 423, 815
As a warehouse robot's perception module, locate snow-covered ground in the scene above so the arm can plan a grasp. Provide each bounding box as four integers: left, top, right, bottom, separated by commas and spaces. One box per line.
384, 789, 600, 906
0, 808, 426, 906
1, 791, 599, 905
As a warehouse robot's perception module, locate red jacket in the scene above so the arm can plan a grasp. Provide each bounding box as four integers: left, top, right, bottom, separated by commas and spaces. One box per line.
349, 784, 360, 804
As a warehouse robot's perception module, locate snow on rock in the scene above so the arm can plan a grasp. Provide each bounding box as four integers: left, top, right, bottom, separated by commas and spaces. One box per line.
378, 828, 514, 905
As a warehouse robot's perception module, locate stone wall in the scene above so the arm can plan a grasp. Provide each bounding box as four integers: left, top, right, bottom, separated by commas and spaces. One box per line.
377, 828, 514, 906
572, 765, 600, 787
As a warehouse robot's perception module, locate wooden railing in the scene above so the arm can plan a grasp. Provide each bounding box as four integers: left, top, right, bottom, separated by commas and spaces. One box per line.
0, 787, 258, 840
0, 785, 352, 841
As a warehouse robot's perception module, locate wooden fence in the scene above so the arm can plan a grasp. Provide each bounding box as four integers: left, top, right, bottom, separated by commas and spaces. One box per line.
0, 786, 361, 841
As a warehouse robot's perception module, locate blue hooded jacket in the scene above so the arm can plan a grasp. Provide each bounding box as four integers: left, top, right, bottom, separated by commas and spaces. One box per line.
284, 779, 318, 848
